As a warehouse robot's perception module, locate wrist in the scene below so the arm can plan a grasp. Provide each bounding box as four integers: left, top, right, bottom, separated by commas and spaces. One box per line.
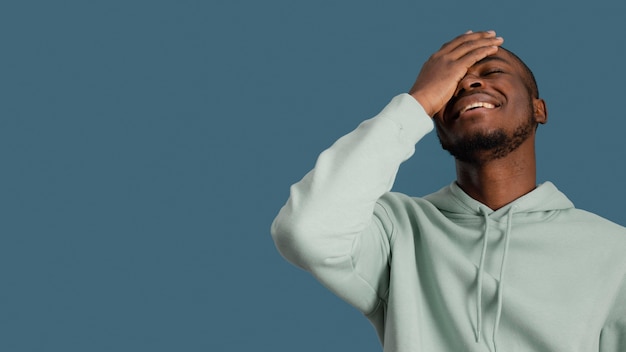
409, 92, 434, 117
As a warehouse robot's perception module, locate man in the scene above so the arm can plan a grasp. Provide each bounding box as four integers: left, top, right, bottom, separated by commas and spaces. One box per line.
271, 31, 626, 351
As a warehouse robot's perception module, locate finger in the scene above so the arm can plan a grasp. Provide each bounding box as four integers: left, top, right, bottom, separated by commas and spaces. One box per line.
438, 30, 497, 53
447, 35, 504, 61
456, 44, 502, 69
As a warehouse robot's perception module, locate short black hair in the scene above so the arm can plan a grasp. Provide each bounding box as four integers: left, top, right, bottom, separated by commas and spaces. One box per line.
500, 47, 539, 98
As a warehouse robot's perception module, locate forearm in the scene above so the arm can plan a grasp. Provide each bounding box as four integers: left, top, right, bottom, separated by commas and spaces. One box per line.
271, 93, 433, 268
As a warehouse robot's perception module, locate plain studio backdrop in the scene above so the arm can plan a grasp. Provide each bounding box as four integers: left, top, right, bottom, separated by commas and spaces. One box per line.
1, 1, 624, 351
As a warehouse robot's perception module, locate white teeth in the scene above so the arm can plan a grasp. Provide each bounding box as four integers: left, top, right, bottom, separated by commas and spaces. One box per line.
461, 102, 495, 114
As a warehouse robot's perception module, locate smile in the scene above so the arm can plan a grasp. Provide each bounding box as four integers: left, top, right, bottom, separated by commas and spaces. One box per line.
460, 102, 496, 114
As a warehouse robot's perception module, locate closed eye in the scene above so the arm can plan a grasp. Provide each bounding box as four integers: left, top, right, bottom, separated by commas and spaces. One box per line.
484, 69, 504, 76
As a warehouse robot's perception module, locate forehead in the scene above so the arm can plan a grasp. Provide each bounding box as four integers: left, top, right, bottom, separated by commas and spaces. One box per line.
473, 49, 524, 73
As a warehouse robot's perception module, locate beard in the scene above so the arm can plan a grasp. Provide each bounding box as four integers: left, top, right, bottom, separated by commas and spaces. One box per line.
437, 113, 536, 165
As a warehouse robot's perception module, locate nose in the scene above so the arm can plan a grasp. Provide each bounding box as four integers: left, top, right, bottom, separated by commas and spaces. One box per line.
455, 74, 484, 96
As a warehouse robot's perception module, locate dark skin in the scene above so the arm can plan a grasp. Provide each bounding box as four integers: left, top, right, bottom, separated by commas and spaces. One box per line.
409, 31, 547, 210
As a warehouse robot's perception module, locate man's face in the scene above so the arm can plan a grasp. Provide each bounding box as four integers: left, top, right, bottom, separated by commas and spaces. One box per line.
434, 49, 545, 164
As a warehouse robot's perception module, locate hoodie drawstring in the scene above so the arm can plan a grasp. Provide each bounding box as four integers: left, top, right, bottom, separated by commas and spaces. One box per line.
493, 207, 515, 351
476, 206, 516, 351
476, 208, 490, 342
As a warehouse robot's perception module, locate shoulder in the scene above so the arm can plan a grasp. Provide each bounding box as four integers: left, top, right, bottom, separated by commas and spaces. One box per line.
559, 207, 626, 235
549, 208, 626, 258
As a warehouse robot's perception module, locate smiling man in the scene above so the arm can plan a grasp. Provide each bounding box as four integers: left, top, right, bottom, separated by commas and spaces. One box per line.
271, 31, 626, 351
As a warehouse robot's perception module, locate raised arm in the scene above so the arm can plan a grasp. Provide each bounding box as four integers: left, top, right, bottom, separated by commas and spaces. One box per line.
271, 31, 504, 313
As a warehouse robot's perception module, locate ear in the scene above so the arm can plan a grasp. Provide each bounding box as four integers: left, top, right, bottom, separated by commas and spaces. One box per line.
533, 98, 547, 124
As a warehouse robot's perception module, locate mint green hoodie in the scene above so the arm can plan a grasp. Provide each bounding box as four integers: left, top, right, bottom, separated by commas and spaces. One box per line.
271, 94, 626, 351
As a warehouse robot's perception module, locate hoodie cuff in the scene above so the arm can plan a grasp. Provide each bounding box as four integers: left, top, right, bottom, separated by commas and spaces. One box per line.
376, 93, 434, 145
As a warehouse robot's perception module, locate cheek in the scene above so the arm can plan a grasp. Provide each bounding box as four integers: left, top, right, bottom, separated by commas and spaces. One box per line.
500, 86, 534, 120
507, 98, 534, 121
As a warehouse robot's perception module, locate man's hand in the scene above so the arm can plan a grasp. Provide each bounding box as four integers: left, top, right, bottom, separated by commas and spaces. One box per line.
409, 31, 504, 118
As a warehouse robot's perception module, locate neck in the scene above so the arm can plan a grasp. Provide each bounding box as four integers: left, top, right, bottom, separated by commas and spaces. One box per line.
455, 141, 537, 210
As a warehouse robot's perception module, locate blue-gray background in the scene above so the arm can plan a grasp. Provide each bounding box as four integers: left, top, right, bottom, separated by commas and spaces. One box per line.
1, 1, 624, 351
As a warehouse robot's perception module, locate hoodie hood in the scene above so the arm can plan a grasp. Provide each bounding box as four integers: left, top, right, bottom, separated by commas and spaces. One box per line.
424, 181, 575, 350
424, 181, 575, 219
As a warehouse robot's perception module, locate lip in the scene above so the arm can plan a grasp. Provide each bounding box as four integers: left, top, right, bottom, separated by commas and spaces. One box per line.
448, 92, 501, 120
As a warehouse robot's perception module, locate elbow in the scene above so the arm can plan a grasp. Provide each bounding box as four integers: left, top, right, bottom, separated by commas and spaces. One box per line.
270, 213, 317, 269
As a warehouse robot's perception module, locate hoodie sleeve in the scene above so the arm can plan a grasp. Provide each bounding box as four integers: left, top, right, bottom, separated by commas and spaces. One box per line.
599, 275, 626, 351
271, 94, 433, 313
